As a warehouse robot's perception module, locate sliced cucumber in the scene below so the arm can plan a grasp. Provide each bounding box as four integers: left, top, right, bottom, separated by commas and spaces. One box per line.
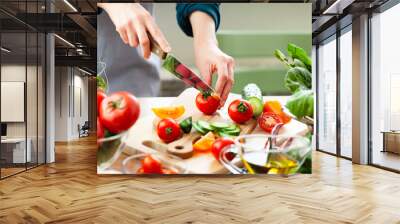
210, 122, 230, 130
242, 83, 264, 117
218, 132, 236, 138
222, 124, 240, 131
193, 121, 207, 135
221, 129, 240, 136
197, 120, 214, 132
248, 97, 264, 117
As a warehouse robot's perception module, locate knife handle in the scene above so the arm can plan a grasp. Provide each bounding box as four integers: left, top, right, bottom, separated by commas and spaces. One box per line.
148, 32, 167, 60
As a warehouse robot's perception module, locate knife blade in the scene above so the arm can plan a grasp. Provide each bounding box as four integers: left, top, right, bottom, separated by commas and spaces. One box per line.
149, 34, 215, 94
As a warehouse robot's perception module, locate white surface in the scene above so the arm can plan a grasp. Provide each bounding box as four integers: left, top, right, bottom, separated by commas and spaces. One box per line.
1, 137, 31, 163
1, 82, 25, 122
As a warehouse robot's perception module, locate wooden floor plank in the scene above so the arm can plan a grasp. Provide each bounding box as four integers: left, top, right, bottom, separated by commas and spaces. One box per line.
0, 135, 399, 224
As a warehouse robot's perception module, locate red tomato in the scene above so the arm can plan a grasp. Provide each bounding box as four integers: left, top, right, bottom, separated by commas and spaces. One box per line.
97, 90, 107, 115
97, 118, 104, 139
211, 138, 235, 161
162, 168, 177, 174
99, 91, 140, 134
228, 100, 253, 124
258, 112, 283, 133
157, 118, 182, 143
141, 155, 162, 174
195, 92, 220, 115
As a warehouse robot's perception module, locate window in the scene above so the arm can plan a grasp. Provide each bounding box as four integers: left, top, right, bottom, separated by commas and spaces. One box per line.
317, 36, 337, 154
339, 28, 352, 158
370, 3, 400, 171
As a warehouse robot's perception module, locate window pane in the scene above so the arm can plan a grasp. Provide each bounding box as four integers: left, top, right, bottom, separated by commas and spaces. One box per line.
371, 3, 400, 171
340, 29, 352, 158
318, 37, 337, 154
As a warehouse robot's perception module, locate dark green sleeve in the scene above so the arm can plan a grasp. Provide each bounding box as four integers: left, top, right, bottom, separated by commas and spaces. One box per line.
176, 3, 220, 37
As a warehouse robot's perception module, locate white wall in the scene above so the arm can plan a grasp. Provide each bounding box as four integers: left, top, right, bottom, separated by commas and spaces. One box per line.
54, 67, 89, 141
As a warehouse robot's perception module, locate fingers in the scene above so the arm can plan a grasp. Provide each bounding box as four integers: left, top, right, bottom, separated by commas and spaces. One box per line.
215, 63, 229, 107
146, 20, 171, 53
125, 24, 139, 47
117, 29, 129, 45
215, 57, 235, 107
136, 25, 151, 59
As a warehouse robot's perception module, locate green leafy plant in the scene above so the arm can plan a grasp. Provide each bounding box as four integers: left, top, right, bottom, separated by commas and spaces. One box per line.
274, 43, 313, 120
97, 76, 107, 91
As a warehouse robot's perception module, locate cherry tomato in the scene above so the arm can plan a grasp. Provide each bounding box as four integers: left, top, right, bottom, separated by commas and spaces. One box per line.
157, 118, 182, 143
97, 118, 104, 139
162, 168, 177, 174
258, 112, 283, 133
211, 138, 235, 161
99, 91, 140, 134
97, 90, 107, 115
228, 99, 253, 124
195, 92, 220, 115
141, 155, 162, 174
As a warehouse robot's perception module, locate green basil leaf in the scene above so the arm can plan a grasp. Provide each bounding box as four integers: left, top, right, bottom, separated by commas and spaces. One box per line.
97, 76, 107, 91
285, 67, 312, 93
287, 43, 312, 72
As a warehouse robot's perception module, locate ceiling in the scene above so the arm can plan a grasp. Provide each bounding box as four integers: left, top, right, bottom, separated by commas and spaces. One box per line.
0, 0, 97, 74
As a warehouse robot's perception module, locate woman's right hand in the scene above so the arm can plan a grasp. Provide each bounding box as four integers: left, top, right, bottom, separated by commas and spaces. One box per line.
98, 3, 171, 59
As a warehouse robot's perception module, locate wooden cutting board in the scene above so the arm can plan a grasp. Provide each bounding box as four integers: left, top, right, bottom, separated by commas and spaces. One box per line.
124, 88, 309, 174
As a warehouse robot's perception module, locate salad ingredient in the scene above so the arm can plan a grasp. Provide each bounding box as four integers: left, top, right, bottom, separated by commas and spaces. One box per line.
258, 112, 283, 133
162, 168, 177, 174
193, 120, 241, 137
157, 118, 181, 143
141, 155, 162, 174
285, 89, 314, 119
179, 116, 192, 134
195, 92, 220, 115
242, 83, 264, 117
193, 132, 216, 151
97, 90, 107, 114
263, 101, 292, 124
99, 91, 140, 134
97, 76, 107, 92
274, 43, 314, 120
228, 99, 253, 124
193, 121, 208, 135
285, 67, 312, 93
197, 120, 215, 132
97, 118, 104, 139
152, 105, 185, 119
211, 138, 235, 161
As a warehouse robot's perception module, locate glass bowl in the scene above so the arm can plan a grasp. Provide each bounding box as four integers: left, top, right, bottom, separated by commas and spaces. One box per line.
219, 134, 311, 175
97, 131, 128, 173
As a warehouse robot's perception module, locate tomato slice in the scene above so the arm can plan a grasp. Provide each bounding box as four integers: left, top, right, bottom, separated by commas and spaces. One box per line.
263, 101, 291, 124
258, 112, 283, 133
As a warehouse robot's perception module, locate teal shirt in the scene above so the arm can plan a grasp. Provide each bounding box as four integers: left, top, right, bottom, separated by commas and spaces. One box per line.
176, 3, 220, 37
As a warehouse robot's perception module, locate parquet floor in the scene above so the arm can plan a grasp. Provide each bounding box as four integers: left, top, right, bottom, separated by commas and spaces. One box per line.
1, 135, 400, 224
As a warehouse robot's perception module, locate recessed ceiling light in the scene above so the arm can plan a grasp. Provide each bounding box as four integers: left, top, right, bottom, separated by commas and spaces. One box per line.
1, 47, 11, 53
63, 0, 78, 12
54, 34, 75, 48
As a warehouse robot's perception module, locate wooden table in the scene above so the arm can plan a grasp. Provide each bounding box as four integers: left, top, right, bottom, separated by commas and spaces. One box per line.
381, 131, 400, 154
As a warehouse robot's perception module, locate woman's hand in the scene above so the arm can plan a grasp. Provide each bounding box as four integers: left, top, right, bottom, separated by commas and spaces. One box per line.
98, 3, 171, 58
190, 11, 234, 107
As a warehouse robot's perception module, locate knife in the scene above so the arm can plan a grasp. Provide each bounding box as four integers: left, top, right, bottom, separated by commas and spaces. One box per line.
149, 34, 215, 94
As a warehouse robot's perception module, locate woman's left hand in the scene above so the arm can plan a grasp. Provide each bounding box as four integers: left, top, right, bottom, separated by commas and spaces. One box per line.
194, 41, 234, 107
